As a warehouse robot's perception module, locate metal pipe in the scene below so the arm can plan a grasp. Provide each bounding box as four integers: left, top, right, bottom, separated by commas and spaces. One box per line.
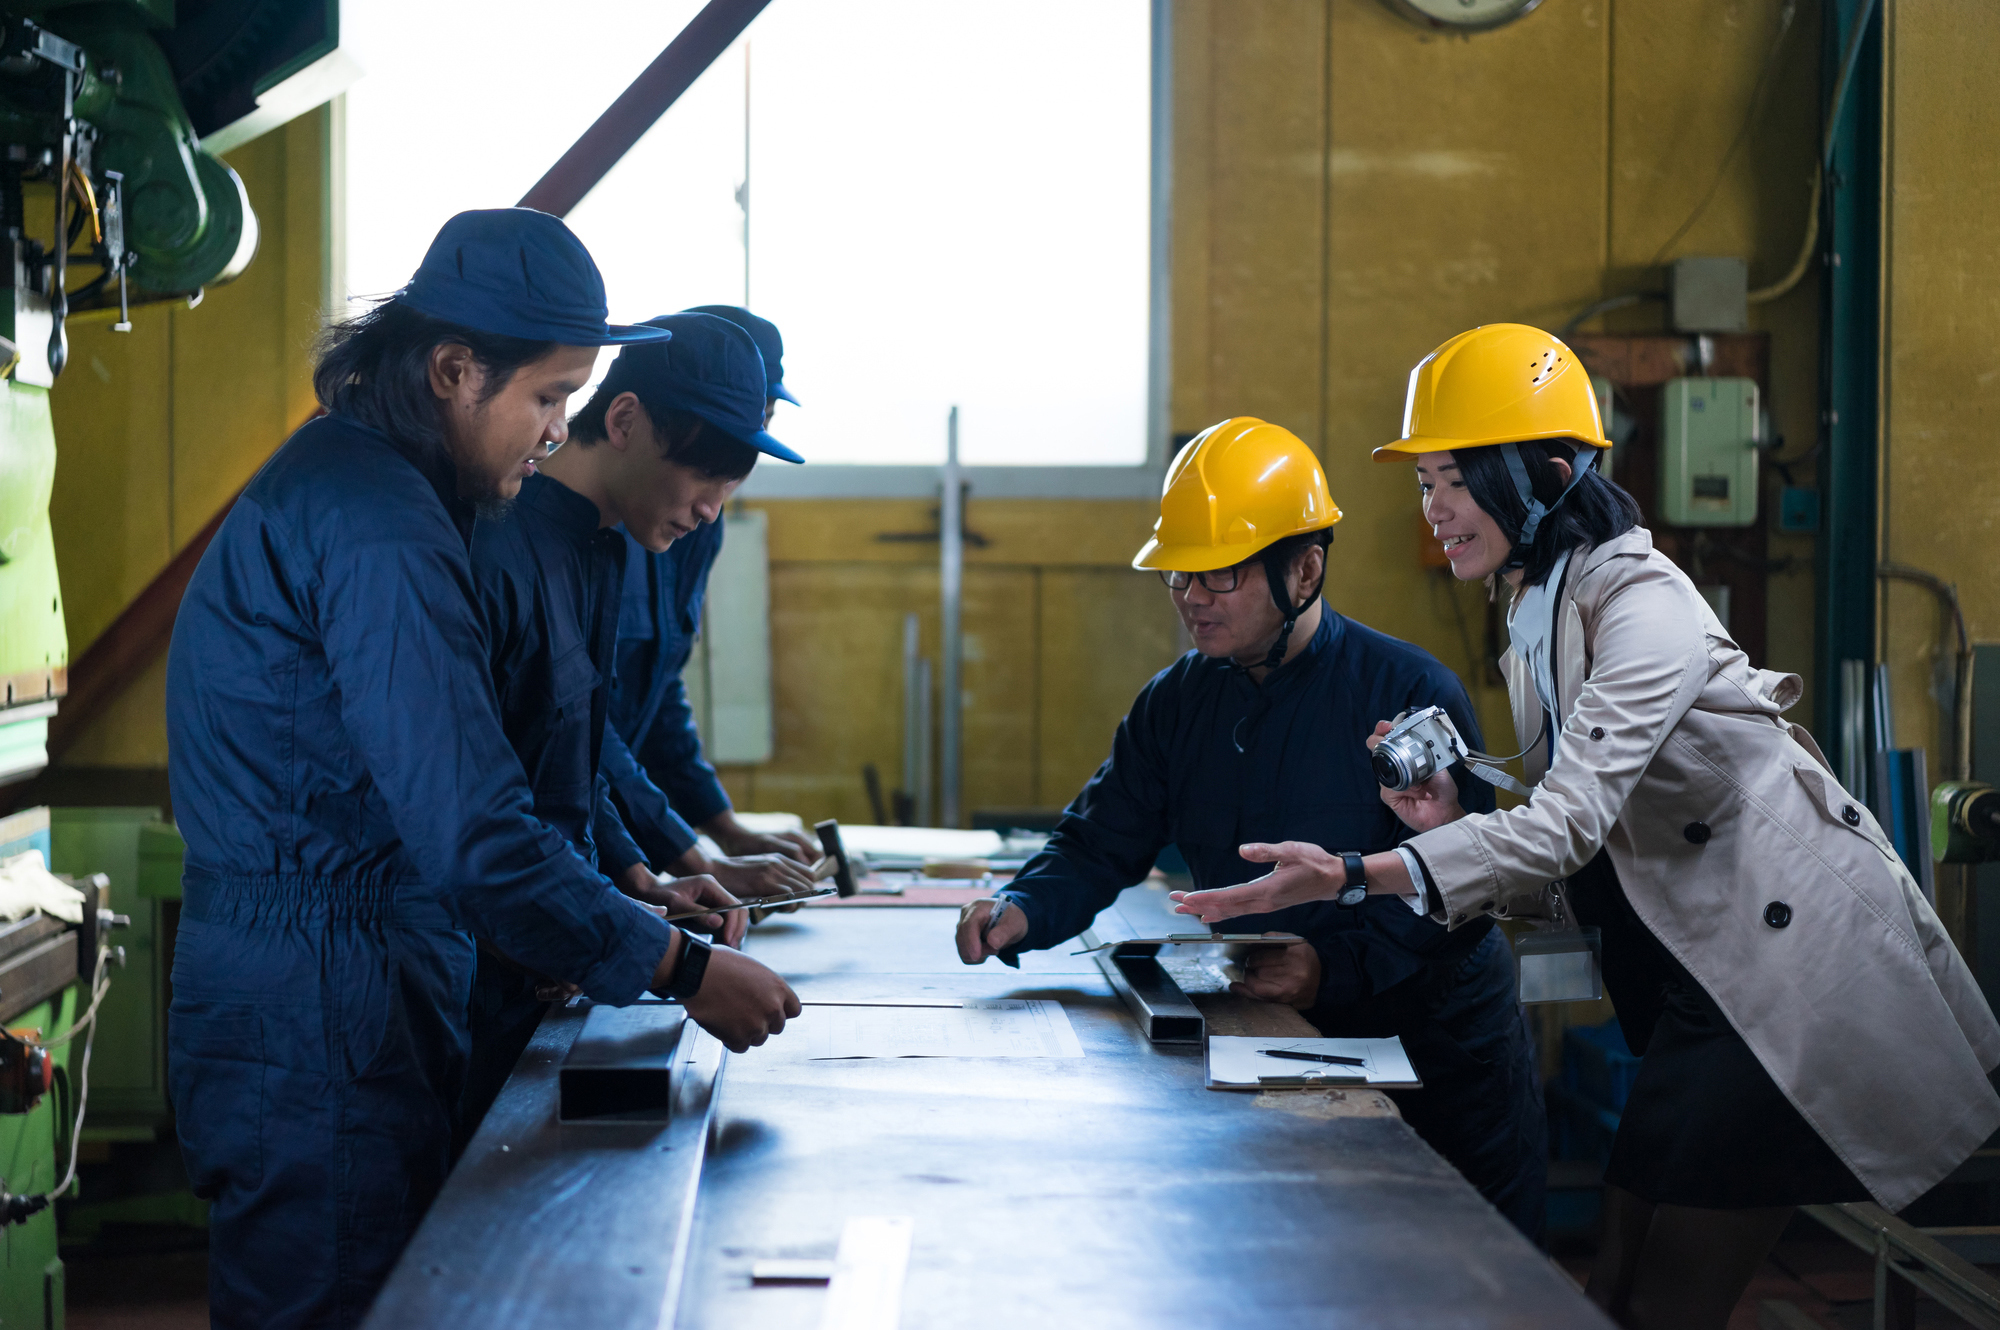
900, 613, 929, 827
939, 407, 963, 828
516, 0, 773, 217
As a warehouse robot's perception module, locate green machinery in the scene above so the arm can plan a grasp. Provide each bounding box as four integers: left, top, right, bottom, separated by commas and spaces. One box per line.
1933, 781, 2000, 866
0, 4, 344, 1322
0, 0, 343, 786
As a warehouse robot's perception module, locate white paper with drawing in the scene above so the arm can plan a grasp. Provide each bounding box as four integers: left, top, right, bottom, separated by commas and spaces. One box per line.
809, 999, 1084, 1060
1205, 1036, 1421, 1090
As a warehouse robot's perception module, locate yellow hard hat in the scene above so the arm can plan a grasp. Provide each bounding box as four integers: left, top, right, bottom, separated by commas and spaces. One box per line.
1133, 417, 1341, 573
1373, 323, 1612, 461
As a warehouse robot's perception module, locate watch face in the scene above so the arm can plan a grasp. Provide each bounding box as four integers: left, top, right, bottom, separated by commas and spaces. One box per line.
1382, 0, 1544, 32
1338, 886, 1370, 907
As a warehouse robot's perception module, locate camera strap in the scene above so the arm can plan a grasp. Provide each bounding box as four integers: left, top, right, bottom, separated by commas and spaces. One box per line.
1459, 719, 1541, 798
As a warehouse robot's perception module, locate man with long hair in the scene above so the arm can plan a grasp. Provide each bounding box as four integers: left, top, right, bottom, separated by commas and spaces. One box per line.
164, 210, 799, 1328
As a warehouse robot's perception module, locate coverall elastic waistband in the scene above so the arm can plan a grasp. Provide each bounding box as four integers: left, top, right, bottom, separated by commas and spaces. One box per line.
182, 873, 459, 929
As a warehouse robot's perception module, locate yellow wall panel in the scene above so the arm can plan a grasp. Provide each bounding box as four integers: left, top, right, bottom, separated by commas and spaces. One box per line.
45, 108, 328, 769
731, 561, 1039, 826
1880, 0, 2000, 783
1036, 568, 1182, 808
752, 498, 1159, 568
60, 653, 168, 768
46, 317, 172, 652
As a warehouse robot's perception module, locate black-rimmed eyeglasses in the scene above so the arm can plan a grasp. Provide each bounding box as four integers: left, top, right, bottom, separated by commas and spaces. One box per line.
1158, 564, 1246, 593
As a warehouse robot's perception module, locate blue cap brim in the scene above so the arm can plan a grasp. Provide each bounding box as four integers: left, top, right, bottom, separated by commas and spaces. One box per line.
749, 429, 805, 464
772, 382, 801, 406
599, 323, 675, 345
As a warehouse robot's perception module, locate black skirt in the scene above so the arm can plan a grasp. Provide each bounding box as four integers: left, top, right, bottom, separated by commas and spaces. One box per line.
1567, 851, 1869, 1209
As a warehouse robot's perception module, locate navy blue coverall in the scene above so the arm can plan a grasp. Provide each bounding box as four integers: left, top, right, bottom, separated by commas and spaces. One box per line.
1002, 611, 1547, 1238
165, 416, 680, 1328
460, 472, 668, 1142
601, 522, 731, 864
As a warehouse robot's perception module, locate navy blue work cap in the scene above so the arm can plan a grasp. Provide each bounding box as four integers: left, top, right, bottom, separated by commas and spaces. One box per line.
682, 304, 799, 405
400, 209, 673, 347
601, 312, 805, 464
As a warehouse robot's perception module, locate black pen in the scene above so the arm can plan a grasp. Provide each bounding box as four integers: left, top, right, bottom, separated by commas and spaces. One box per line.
1260, 1048, 1367, 1067
983, 896, 1020, 969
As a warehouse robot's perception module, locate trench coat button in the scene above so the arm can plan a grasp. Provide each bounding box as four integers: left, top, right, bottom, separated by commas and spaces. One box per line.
1590, 727, 1605, 741
1683, 821, 1711, 845
1842, 804, 1861, 826
1764, 901, 1792, 929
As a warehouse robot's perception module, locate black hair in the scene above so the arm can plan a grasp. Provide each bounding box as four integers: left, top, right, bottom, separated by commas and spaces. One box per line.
1257, 528, 1333, 609
565, 381, 760, 481
1453, 440, 1641, 587
313, 299, 555, 465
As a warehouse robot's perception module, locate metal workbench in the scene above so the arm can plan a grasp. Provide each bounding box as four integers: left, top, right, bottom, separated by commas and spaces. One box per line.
368, 890, 1610, 1329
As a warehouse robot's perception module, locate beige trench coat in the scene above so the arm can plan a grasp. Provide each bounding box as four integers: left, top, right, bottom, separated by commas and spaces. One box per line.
1408, 527, 2000, 1210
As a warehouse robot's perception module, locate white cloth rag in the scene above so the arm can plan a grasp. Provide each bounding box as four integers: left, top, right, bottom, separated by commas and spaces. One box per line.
0, 849, 85, 924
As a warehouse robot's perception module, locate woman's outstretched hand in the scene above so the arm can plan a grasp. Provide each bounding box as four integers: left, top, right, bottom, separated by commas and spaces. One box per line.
1170, 841, 1341, 923
1367, 719, 1467, 832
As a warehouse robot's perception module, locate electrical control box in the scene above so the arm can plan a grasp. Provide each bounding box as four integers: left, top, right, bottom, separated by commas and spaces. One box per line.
1659, 377, 1760, 527
1669, 256, 1749, 333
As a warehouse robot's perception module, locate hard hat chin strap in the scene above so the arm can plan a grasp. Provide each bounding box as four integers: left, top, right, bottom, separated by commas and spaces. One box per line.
1249, 541, 1323, 673
1500, 442, 1595, 571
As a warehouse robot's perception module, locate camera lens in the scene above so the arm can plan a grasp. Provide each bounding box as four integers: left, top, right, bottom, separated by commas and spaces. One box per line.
1372, 744, 1409, 790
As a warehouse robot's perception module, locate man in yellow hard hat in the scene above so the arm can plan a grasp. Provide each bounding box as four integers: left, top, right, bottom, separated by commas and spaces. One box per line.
951, 417, 1547, 1239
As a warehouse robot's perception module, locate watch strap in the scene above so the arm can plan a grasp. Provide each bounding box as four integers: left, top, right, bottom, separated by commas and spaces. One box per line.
662, 930, 712, 1000
1337, 851, 1368, 907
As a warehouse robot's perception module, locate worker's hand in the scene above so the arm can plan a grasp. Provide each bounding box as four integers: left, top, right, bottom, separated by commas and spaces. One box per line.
707, 813, 819, 865
665, 874, 749, 948
1367, 720, 1466, 832
1231, 937, 1321, 1011
955, 898, 1027, 964
619, 866, 747, 947
707, 853, 818, 902
1169, 842, 1343, 923
681, 946, 802, 1053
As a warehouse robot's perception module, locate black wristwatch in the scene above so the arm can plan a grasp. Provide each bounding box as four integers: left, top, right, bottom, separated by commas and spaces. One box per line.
662, 930, 712, 1001
1336, 852, 1368, 907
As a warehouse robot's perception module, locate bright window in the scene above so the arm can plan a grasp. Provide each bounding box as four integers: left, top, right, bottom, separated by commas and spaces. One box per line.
340, 1, 1154, 468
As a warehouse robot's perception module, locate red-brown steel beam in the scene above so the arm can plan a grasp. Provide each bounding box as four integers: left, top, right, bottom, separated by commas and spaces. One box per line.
517, 0, 774, 218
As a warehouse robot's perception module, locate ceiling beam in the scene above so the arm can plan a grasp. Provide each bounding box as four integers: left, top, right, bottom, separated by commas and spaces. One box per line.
517, 0, 773, 217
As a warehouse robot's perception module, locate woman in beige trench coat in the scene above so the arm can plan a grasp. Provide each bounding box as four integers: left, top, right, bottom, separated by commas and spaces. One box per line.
1173, 324, 2000, 1330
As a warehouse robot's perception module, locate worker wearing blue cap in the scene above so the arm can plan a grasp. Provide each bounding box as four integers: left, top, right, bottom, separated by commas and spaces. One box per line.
164, 211, 801, 1329
458, 311, 811, 1140
591, 306, 824, 895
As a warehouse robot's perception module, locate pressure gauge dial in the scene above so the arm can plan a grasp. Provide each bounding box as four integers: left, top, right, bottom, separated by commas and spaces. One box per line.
1381, 0, 1544, 32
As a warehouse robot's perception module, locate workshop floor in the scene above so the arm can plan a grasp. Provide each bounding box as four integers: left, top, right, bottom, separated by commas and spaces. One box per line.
64, 1244, 208, 1330
1555, 1237, 1984, 1328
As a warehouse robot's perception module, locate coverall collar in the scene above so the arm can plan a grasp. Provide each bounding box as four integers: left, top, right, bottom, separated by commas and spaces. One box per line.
515, 470, 604, 544
329, 410, 476, 544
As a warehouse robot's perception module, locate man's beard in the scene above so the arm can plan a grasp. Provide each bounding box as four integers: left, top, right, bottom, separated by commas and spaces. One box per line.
453, 446, 518, 521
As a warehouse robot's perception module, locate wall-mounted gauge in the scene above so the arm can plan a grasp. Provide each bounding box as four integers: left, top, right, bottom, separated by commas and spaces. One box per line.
1380, 0, 1545, 33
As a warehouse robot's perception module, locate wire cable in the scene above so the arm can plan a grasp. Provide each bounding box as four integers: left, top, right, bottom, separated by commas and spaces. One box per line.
37, 956, 110, 1050
1645, 0, 1801, 270
1748, 0, 1881, 306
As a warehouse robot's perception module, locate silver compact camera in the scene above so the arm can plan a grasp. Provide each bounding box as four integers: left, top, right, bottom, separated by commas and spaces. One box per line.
1371, 706, 1470, 791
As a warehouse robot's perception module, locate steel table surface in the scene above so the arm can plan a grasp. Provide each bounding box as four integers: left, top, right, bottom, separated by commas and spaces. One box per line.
674, 904, 1610, 1329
